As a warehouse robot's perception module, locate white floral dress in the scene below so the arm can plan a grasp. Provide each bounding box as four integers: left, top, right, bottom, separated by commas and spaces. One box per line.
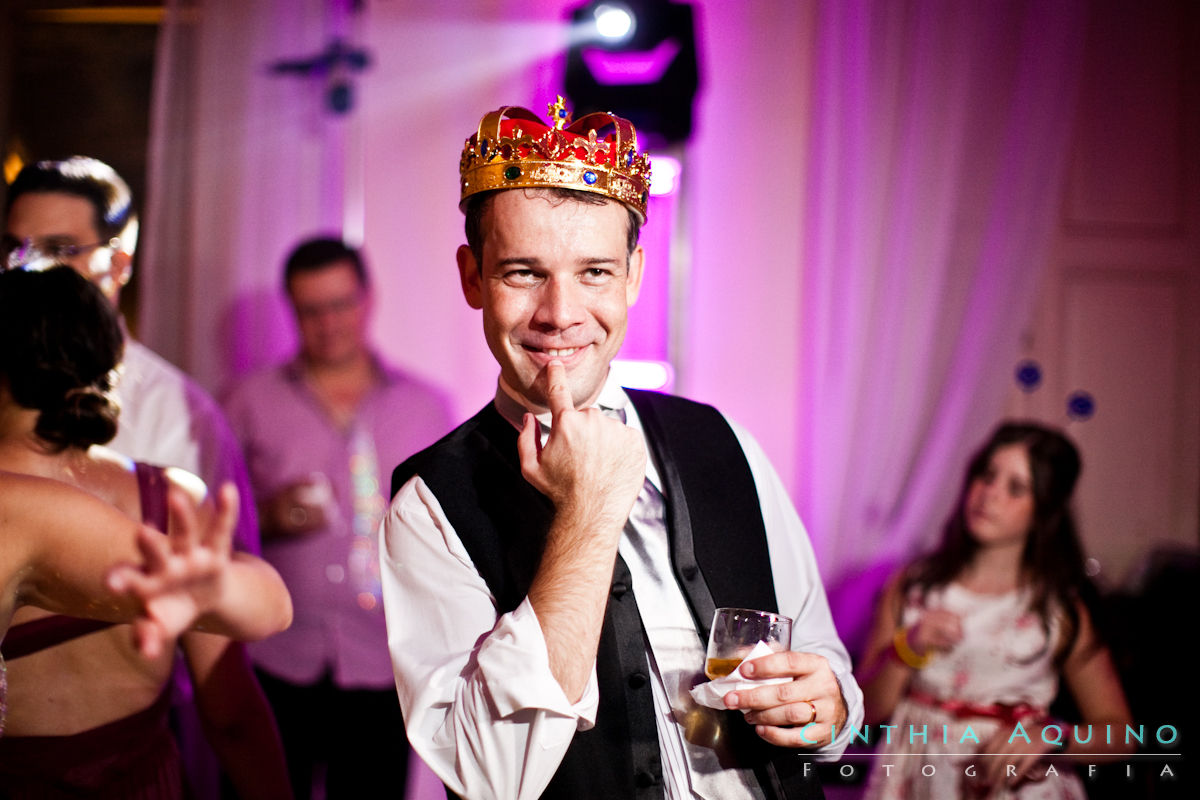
863, 583, 1086, 800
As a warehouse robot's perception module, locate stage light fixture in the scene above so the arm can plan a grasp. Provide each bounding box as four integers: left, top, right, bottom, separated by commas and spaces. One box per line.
566, 0, 699, 147
594, 3, 636, 43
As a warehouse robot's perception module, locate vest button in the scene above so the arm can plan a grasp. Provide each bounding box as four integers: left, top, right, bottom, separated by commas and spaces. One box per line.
610, 581, 629, 598
627, 671, 647, 689
634, 770, 659, 788
681, 565, 698, 580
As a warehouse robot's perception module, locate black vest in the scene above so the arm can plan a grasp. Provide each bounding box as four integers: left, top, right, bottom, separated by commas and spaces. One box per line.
392, 390, 822, 800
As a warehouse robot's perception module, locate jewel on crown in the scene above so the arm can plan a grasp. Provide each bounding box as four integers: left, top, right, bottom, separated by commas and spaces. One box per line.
459, 96, 652, 221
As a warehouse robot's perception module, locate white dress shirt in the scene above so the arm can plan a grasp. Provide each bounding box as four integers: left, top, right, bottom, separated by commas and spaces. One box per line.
112, 339, 259, 553
381, 374, 863, 800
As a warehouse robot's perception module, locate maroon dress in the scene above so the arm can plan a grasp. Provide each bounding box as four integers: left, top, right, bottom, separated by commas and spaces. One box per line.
0, 463, 184, 799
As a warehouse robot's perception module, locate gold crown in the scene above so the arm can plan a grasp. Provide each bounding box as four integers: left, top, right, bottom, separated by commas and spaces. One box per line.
459, 96, 652, 221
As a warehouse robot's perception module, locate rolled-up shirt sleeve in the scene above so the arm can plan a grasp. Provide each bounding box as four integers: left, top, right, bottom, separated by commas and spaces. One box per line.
730, 419, 865, 759
381, 475, 599, 800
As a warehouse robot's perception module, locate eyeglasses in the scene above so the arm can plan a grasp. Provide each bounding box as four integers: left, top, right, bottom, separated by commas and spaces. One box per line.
293, 293, 366, 319
1, 234, 122, 271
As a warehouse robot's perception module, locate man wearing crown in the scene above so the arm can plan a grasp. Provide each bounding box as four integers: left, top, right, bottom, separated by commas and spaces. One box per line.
381, 99, 863, 800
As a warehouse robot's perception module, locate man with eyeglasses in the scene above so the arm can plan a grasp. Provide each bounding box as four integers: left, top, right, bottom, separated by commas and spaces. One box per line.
4, 156, 258, 553
3, 155, 290, 799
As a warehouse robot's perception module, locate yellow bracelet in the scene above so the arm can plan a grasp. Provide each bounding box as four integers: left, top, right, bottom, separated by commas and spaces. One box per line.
893, 627, 934, 669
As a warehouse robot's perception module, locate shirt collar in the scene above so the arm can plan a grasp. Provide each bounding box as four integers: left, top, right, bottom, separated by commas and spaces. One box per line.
492, 368, 630, 431
283, 352, 394, 386
491, 369, 662, 492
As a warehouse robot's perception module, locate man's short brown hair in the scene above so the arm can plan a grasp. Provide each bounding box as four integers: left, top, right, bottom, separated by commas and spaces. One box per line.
463, 188, 641, 269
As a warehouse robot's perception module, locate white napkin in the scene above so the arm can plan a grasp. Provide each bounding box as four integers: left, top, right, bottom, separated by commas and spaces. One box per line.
689, 640, 791, 709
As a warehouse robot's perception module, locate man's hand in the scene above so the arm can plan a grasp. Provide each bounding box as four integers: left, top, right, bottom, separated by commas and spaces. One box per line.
519, 361, 646, 702
261, 475, 332, 539
722, 650, 849, 748
516, 361, 645, 530
906, 608, 963, 656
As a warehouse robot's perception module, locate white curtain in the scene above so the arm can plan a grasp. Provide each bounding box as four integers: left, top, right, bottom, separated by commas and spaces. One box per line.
143, 0, 579, 419
144, 0, 347, 385
789, 0, 1087, 644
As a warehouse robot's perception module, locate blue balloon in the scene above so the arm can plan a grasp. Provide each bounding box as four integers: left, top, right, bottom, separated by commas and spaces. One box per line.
327, 82, 353, 115
1015, 360, 1042, 392
1067, 391, 1095, 421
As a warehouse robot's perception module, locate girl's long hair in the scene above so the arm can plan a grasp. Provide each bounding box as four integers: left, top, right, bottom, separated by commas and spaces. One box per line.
902, 421, 1095, 665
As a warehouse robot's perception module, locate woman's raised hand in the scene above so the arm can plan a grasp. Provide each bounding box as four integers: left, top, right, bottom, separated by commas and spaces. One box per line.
105, 483, 239, 658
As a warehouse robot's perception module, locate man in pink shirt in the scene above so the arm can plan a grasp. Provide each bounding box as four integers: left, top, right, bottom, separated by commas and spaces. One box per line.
223, 237, 454, 798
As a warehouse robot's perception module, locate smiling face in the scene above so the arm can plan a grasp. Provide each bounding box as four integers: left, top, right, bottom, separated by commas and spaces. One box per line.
964, 443, 1036, 549
457, 190, 644, 412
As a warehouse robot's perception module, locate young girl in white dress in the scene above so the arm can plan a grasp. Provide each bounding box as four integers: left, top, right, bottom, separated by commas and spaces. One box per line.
858, 422, 1132, 799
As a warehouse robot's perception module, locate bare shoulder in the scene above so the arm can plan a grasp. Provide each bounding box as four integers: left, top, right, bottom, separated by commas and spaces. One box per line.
69, 446, 141, 518
0, 470, 52, 548
1, 468, 90, 508
88, 446, 208, 514
0, 469, 129, 554
87, 445, 135, 473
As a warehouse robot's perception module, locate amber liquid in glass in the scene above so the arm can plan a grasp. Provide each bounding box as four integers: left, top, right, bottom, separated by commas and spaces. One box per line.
704, 657, 743, 680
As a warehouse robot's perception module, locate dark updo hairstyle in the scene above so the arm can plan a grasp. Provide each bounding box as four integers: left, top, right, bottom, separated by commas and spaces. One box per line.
0, 266, 124, 451
903, 421, 1094, 665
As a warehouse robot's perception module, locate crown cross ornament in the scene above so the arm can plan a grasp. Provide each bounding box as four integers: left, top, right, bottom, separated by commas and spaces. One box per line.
548, 96, 572, 130
459, 95, 651, 221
